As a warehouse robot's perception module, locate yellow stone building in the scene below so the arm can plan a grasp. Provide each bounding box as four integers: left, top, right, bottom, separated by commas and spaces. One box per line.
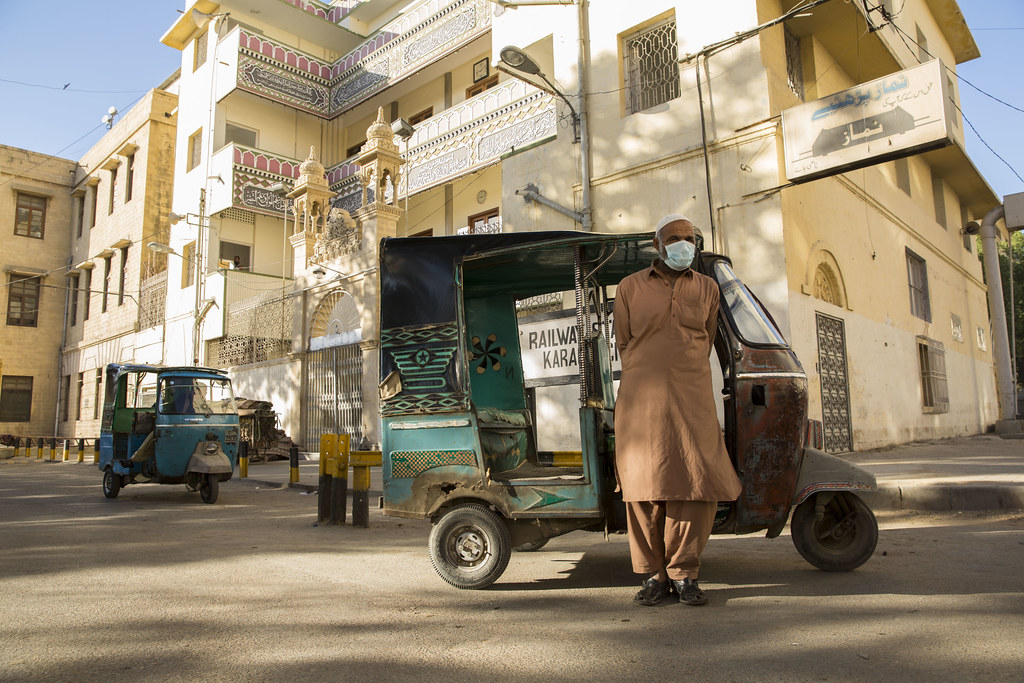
155, 0, 1001, 452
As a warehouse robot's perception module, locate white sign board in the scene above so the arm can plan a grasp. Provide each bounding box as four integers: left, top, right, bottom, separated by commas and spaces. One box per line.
518, 308, 620, 387
783, 60, 956, 183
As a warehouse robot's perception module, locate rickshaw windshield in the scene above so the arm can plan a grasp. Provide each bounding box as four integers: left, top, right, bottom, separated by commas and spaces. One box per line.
160, 377, 237, 415
712, 261, 787, 346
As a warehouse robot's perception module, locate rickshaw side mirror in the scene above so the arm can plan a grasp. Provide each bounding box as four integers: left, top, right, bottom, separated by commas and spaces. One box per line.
379, 371, 402, 401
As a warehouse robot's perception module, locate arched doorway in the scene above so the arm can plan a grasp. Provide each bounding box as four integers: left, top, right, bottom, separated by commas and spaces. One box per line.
304, 290, 364, 448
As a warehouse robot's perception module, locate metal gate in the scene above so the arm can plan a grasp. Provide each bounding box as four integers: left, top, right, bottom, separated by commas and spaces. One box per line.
815, 312, 853, 453
304, 343, 363, 449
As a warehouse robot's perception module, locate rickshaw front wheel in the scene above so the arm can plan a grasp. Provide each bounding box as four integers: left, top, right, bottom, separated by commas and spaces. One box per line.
199, 476, 219, 504
791, 491, 878, 571
102, 468, 121, 499
429, 504, 511, 589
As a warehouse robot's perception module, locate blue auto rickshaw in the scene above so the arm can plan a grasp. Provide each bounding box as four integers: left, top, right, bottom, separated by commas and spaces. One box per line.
98, 364, 240, 504
378, 231, 878, 589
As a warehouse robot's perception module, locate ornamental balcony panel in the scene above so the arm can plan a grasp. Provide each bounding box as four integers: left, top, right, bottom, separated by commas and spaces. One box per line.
224, 0, 491, 119
208, 143, 301, 218
330, 80, 557, 214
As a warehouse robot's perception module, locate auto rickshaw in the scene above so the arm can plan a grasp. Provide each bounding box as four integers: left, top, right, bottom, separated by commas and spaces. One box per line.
378, 232, 878, 589
97, 364, 240, 504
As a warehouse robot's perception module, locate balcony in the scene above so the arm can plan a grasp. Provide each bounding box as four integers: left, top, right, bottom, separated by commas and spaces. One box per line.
215, 0, 492, 120
208, 79, 557, 219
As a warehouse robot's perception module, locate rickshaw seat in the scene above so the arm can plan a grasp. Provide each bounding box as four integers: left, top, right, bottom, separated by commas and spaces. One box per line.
477, 407, 533, 473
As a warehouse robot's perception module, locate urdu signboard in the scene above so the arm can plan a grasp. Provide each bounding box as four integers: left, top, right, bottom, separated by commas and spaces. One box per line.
782, 60, 958, 183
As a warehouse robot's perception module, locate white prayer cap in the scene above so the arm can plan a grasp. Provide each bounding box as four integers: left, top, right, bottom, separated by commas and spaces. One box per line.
655, 214, 692, 235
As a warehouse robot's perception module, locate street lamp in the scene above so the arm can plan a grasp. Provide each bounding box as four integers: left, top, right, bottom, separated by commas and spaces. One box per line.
499, 46, 579, 142
391, 118, 416, 234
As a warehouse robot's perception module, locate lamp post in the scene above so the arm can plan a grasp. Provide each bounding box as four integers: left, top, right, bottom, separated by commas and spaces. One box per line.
499, 39, 592, 231
158, 187, 211, 366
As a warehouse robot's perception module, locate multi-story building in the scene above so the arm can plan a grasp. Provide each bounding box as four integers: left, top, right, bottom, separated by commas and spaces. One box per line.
1, 146, 76, 438
60, 84, 179, 439
159, 0, 1002, 453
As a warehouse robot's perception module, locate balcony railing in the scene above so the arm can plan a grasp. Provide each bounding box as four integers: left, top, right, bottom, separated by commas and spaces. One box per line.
210, 79, 556, 219
222, 0, 491, 120
207, 269, 294, 369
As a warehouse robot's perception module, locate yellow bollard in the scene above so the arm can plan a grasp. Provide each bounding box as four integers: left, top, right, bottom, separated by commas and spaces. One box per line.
77, 438, 85, 464
62, 439, 69, 462
14, 438, 21, 458
36, 438, 44, 459
330, 435, 350, 525
239, 441, 249, 478
49, 438, 56, 461
318, 434, 337, 522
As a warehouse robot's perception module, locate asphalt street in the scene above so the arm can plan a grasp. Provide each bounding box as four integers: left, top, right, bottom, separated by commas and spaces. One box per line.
1, 458, 1023, 682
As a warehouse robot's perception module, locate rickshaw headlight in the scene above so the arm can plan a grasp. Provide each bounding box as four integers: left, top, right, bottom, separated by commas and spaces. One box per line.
204, 442, 219, 455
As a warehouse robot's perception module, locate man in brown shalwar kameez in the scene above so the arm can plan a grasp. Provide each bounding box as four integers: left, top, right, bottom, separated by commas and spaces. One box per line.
613, 214, 742, 606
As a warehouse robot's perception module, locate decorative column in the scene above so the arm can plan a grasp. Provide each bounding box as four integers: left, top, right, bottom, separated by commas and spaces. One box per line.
287, 146, 334, 274
353, 107, 405, 245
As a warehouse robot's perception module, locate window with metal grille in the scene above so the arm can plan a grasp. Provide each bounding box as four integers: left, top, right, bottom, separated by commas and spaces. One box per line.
76, 372, 85, 421
785, 26, 804, 100
76, 194, 85, 237
0, 375, 33, 422
917, 337, 948, 413
125, 153, 135, 202
60, 375, 70, 422
182, 242, 196, 288
118, 246, 128, 306
83, 269, 92, 320
108, 166, 118, 215
188, 129, 203, 172
905, 248, 930, 322
15, 193, 46, 238
193, 29, 208, 71
93, 369, 102, 420
102, 255, 112, 313
6, 275, 40, 327
623, 18, 681, 114
69, 274, 79, 326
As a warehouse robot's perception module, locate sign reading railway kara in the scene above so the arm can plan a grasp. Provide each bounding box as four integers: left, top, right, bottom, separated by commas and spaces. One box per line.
782, 59, 958, 183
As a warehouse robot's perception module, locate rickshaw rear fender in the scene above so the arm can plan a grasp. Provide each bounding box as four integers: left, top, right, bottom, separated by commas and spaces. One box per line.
186, 450, 233, 475
792, 447, 877, 505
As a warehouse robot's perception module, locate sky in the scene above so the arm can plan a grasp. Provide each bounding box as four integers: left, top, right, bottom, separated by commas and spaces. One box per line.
0, 1, 1021, 202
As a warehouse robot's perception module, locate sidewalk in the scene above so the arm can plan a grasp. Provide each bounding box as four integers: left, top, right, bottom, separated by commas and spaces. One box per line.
233, 434, 1024, 512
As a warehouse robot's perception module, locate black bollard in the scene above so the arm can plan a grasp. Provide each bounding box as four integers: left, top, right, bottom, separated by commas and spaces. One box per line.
318, 454, 332, 523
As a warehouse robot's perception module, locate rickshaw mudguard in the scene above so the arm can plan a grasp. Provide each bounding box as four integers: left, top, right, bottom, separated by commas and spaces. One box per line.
792, 447, 877, 505
185, 449, 233, 475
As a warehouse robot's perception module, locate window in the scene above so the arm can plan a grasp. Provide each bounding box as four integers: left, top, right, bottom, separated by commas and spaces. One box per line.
69, 274, 79, 326
108, 166, 118, 215
916, 25, 929, 62
346, 140, 365, 158
466, 208, 500, 234
93, 369, 102, 420
951, 313, 963, 343
188, 129, 203, 172
60, 375, 71, 422
623, 18, 681, 114
76, 372, 85, 421
917, 337, 948, 413
125, 153, 135, 202
905, 248, 930, 322
895, 158, 911, 195
193, 29, 208, 71
784, 26, 804, 100
118, 246, 128, 306
466, 74, 498, 99
0, 376, 33, 422
76, 195, 85, 238
6, 275, 40, 327
83, 269, 92, 320
182, 242, 196, 287
102, 255, 112, 313
408, 107, 433, 125
932, 177, 946, 229
225, 122, 258, 148
14, 193, 46, 238
89, 185, 98, 228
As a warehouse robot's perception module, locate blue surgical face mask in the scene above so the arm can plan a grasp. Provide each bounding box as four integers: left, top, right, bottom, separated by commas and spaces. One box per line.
661, 240, 696, 271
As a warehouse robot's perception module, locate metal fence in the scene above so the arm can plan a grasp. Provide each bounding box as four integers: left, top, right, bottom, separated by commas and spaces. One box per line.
304, 342, 364, 450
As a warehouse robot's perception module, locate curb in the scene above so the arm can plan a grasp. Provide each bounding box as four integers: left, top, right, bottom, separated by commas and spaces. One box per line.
863, 484, 1024, 512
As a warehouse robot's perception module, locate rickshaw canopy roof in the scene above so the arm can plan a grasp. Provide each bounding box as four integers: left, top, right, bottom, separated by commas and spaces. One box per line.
105, 363, 230, 385
380, 231, 658, 328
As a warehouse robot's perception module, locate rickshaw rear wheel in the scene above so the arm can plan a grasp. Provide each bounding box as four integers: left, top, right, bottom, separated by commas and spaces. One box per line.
102, 468, 121, 499
429, 504, 511, 589
791, 491, 878, 571
199, 476, 219, 504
